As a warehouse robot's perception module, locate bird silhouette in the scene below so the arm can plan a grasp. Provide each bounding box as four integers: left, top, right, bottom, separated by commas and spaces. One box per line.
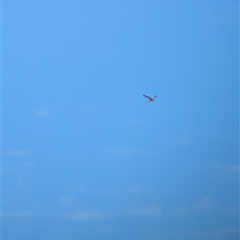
143, 94, 157, 102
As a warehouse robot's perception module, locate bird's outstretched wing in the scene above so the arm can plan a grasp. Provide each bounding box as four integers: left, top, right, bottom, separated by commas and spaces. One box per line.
143, 94, 152, 100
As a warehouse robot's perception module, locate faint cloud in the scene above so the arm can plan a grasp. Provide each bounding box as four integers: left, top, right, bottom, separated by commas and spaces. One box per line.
207, 3, 238, 27
162, 135, 191, 150
3, 154, 34, 177
16, 176, 27, 187
192, 197, 214, 211
84, 104, 100, 112
223, 206, 239, 214
125, 205, 162, 217
69, 183, 88, 193
193, 164, 209, 170
172, 198, 239, 217
58, 195, 75, 207
171, 206, 189, 216
126, 186, 157, 199
124, 98, 137, 105
35, 108, 48, 117
83, 103, 111, 113
105, 188, 124, 198
151, 226, 239, 240
193, 163, 239, 176
145, 234, 170, 240
31, 202, 41, 209
128, 119, 141, 125
227, 164, 239, 174
104, 147, 140, 155
2, 166, 14, 174
104, 185, 158, 201
127, 186, 142, 194
67, 210, 106, 221
2, 211, 34, 220
173, 197, 214, 214
7, 149, 31, 157
186, 227, 239, 239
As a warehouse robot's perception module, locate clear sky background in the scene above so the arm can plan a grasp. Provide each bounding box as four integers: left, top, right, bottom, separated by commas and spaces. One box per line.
2, 1, 239, 240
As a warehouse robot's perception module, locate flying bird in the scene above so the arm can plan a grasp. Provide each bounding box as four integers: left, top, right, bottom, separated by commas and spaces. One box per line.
143, 94, 157, 102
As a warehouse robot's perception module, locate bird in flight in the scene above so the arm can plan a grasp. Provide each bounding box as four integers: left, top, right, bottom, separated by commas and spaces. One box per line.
143, 94, 157, 102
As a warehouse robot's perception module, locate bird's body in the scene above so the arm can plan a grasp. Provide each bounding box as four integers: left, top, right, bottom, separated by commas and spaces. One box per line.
143, 94, 157, 102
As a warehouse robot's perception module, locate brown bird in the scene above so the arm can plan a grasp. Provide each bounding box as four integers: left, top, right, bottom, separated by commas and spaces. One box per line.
143, 94, 157, 102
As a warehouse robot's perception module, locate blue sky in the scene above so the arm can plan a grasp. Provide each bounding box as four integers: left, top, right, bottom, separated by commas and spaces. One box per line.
2, 1, 239, 239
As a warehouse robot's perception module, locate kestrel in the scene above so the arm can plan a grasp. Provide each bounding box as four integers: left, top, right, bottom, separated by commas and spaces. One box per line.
143, 94, 157, 102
